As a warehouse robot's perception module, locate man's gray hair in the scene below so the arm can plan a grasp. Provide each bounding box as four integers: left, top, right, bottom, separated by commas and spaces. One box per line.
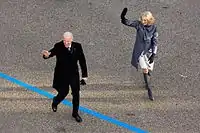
63, 32, 73, 39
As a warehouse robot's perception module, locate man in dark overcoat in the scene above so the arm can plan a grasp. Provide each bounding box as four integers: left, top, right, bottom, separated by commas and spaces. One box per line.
42, 32, 88, 122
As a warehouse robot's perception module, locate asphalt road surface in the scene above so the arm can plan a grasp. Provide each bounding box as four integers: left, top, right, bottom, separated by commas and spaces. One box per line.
0, 0, 200, 133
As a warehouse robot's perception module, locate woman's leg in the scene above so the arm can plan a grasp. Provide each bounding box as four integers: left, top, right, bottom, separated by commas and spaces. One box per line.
139, 55, 154, 101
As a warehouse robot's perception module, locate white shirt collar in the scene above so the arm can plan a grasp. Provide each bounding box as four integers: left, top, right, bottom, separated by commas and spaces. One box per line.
64, 42, 72, 48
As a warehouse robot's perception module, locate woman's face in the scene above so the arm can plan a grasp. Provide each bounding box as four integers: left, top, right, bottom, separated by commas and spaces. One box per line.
141, 17, 148, 25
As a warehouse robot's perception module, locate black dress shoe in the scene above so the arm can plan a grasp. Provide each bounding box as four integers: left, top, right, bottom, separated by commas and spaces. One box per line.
148, 89, 154, 101
72, 114, 82, 123
52, 103, 57, 112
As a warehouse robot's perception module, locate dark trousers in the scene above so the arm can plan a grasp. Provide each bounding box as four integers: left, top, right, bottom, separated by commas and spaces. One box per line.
53, 76, 80, 115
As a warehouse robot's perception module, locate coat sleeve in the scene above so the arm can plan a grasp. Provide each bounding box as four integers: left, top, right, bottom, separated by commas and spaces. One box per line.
121, 19, 139, 29
43, 44, 58, 59
151, 27, 158, 54
78, 44, 88, 78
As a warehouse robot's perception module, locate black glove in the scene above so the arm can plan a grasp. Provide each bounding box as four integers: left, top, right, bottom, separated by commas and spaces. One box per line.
121, 8, 128, 20
148, 53, 155, 64
80, 79, 86, 85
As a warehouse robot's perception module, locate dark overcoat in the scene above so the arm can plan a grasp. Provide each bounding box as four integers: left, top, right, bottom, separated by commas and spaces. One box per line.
122, 19, 158, 70
44, 41, 88, 89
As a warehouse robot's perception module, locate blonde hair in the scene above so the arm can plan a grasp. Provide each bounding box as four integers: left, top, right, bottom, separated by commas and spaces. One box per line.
139, 11, 155, 25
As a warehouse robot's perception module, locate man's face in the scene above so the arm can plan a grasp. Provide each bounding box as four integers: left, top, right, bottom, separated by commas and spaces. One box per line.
64, 36, 72, 46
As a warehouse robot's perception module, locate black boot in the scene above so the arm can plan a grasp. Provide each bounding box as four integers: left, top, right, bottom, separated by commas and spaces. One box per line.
143, 73, 154, 101
147, 88, 154, 101
143, 73, 150, 90
147, 71, 151, 76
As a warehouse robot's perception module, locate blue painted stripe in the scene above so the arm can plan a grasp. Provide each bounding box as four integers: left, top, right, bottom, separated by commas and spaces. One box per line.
0, 72, 148, 133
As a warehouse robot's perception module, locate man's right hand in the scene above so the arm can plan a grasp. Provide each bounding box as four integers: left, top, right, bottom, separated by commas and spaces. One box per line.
41, 50, 51, 58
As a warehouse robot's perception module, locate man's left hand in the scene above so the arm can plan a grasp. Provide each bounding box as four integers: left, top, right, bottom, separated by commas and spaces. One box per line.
80, 78, 87, 85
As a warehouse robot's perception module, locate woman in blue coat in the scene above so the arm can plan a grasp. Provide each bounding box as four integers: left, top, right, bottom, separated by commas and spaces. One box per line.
121, 8, 158, 101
